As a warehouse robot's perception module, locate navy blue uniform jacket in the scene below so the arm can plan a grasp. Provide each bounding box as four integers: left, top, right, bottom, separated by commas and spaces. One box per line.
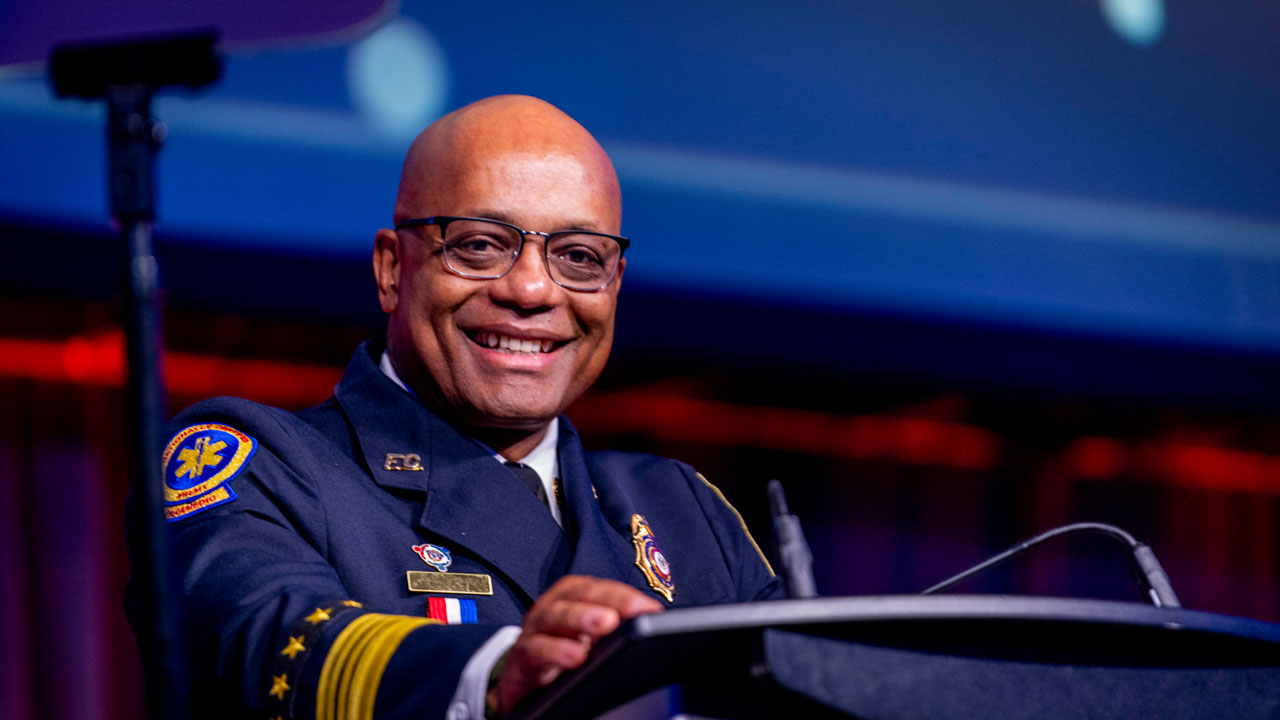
126, 343, 781, 720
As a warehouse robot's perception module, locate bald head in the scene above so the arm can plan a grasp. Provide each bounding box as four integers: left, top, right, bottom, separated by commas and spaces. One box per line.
373, 95, 627, 457
393, 95, 621, 228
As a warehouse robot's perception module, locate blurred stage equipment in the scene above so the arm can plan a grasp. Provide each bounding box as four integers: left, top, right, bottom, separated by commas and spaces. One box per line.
51, 31, 220, 720
22, 4, 392, 719
2, 1, 394, 68
922, 521, 1181, 608
768, 479, 818, 599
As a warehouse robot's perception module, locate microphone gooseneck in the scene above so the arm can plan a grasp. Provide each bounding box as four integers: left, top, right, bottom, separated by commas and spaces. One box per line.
921, 521, 1181, 608
767, 479, 818, 599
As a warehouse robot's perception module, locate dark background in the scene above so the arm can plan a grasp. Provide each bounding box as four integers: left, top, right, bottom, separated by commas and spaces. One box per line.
2, 2, 1278, 719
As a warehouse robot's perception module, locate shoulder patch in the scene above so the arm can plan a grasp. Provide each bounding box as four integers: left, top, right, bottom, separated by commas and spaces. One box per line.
161, 423, 257, 521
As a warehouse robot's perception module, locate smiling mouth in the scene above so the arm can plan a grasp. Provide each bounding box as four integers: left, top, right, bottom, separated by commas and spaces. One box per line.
466, 330, 562, 355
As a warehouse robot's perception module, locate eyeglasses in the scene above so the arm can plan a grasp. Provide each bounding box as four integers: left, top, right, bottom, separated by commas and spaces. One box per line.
394, 216, 630, 292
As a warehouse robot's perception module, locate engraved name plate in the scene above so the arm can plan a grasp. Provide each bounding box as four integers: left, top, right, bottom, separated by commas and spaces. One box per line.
406, 571, 493, 596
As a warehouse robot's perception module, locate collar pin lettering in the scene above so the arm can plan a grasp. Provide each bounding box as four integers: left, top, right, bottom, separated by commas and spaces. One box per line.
385, 453, 422, 471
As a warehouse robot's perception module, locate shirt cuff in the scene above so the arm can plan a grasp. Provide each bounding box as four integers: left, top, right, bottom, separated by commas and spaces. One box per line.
447, 625, 521, 720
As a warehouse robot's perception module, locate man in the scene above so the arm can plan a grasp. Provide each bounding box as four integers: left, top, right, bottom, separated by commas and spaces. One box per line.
128, 95, 781, 720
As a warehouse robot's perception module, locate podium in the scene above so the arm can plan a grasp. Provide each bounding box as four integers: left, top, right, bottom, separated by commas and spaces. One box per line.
513, 596, 1280, 720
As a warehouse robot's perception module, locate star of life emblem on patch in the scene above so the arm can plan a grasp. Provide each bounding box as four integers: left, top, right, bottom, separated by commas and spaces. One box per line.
412, 543, 452, 572
161, 423, 256, 521
631, 514, 674, 602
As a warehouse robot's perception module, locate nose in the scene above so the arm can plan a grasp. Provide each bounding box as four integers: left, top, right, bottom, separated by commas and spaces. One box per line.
488, 233, 561, 310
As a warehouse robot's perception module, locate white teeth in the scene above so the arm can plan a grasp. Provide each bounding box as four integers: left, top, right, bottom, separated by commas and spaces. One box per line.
474, 332, 556, 354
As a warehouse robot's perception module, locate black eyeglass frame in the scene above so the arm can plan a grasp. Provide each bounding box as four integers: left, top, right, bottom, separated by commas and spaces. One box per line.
394, 215, 631, 292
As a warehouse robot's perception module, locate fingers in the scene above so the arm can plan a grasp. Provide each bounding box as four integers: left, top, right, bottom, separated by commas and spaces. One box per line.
489, 577, 665, 716
508, 632, 590, 685
522, 576, 663, 642
525, 596, 618, 639
489, 631, 590, 717
536, 575, 665, 622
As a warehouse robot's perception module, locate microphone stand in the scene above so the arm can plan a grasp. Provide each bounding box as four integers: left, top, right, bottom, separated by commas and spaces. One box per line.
50, 31, 222, 720
922, 521, 1181, 608
768, 479, 818, 599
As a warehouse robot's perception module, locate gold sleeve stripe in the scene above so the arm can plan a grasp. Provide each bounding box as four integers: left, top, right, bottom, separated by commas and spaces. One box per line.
318, 614, 388, 720
695, 472, 775, 577
316, 613, 443, 720
330, 615, 389, 720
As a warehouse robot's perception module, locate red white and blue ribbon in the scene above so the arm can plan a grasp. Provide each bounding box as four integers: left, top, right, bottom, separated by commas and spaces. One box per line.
426, 596, 478, 624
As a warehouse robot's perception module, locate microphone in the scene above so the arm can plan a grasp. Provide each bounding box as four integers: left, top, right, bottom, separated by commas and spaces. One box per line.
921, 522, 1181, 608
767, 479, 818, 599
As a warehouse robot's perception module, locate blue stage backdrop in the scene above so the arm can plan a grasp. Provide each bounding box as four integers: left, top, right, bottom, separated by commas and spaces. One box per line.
1, 0, 1278, 355
2, 4, 1279, 720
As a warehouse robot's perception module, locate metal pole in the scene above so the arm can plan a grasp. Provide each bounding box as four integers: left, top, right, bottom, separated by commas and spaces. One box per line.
50, 33, 221, 720
110, 83, 188, 720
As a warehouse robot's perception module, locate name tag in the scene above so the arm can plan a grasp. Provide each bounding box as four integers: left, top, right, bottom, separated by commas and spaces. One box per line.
406, 571, 493, 596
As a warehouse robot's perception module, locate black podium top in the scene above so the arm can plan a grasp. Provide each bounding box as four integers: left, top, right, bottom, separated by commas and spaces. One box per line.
515, 596, 1280, 720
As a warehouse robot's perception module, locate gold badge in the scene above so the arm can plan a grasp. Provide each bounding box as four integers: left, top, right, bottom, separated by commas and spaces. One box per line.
631, 514, 674, 602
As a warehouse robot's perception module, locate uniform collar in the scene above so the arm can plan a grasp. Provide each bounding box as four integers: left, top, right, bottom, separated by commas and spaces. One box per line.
378, 350, 562, 525
342, 342, 641, 601
378, 349, 414, 396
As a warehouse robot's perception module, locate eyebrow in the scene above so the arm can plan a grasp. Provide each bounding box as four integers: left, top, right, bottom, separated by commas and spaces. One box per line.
462, 209, 605, 233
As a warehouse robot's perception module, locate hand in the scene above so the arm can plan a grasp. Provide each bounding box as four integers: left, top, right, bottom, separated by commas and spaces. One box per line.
486, 575, 663, 717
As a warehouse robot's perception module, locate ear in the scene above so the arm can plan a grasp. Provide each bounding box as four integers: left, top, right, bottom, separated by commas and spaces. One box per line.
612, 256, 625, 293
373, 228, 402, 313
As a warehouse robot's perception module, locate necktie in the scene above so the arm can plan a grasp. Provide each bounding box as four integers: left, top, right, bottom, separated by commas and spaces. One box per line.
504, 461, 549, 508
